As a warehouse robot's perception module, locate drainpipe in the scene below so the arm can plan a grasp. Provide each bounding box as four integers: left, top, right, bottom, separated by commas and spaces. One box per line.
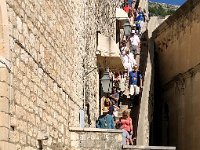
80, 65, 98, 128
83, 77, 86, 111
80, 0, 87, 128
79, 74, 86, 128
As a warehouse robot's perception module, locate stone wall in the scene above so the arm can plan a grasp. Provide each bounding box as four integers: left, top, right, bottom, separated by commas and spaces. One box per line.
69, 127, 123, 150
83, 0, 117, 127
0, 0, 15, 149
152, 0, 200, 149
0, 0, 117, 149
136, 16, 165, 146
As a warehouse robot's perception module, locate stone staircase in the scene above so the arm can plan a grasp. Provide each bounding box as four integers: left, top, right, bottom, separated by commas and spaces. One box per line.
123, 145, 176, 150
115, 94, 141, 142
116, 30, 144, 143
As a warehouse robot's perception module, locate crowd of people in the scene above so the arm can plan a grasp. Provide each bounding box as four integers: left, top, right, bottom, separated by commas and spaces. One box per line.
120, 0, 148, 36
96, 0, 147, 146
96, 64, 142, 145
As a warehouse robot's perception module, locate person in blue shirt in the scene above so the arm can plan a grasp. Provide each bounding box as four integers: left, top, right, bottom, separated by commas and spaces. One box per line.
109, 87, 119, 107
128, 0, 133, 7
137, 7, 145, 21
136, 7, 145, 35
136, 12, 144, 22
96, 107, 115, 129
129, 64, 143, 96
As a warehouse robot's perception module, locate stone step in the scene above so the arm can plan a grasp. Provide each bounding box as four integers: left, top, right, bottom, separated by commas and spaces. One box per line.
123, 145, 176, 150
119, 105, 129, 109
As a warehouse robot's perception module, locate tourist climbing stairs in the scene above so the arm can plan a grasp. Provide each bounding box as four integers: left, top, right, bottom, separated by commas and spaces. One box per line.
116, 18, 149, 145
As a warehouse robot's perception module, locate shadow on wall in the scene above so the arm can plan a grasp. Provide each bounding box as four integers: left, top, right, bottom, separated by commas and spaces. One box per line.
150, 44, 162, 146
139, 30, 148, 75
147, 37, 156, 146
137, 29, 155, 146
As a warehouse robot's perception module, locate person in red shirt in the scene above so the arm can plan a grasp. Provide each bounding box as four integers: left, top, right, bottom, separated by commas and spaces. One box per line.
123, 2, 130, 13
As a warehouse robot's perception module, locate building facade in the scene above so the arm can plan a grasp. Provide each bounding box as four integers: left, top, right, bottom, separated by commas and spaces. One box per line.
152, 0, 200, 149
0, 0, 117, 149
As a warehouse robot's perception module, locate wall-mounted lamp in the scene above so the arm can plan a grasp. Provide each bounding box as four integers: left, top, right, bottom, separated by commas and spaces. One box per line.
100, 70, 112, 93
123, 21, 131, 37
80, 66, 98, 128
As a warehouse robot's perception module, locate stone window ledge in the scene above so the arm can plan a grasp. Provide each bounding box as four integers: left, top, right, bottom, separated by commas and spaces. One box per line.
69, 127, 123, 133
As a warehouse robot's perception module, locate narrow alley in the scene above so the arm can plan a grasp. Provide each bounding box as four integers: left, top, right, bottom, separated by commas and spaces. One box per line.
1, 0, 196, 149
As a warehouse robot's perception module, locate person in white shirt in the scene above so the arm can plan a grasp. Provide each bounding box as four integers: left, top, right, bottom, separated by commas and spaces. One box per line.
122, 51, 130, 70
129, 30, 140, 56
128, 52, 136, 70
120, 41, 127, 55
122, 50, 137, 73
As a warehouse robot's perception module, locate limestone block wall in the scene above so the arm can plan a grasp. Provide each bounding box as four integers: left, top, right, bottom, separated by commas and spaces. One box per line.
69, 127, 123, 150
153, 0, 200, 85
0, 0, 117, 149
83, 0, 117, 127
7, 0, 85, 149
136, 16, 165, 146
152, 0, 200, 149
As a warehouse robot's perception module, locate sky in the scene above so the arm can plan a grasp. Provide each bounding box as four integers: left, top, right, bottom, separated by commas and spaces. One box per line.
150, 0, 186, 5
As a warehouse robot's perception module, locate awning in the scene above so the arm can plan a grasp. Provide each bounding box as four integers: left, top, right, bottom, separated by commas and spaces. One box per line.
116, 8, 129, 29
116, 8, 129, 21
96, 34, 124, 71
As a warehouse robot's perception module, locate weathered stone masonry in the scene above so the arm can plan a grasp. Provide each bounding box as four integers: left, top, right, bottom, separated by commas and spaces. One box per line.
69, 127, 123, 150
152, 0, 200, 149
0, 0, 117, 149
